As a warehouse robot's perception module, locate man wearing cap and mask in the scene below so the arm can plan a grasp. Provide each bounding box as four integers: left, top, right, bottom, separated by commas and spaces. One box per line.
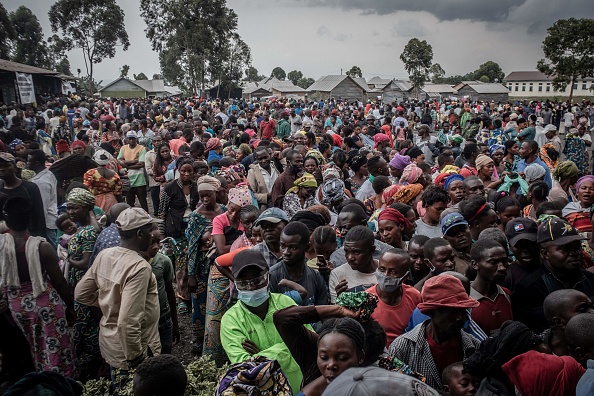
75, 208, 162, 375
220, 249, 310, 394
118, 131, 149, 212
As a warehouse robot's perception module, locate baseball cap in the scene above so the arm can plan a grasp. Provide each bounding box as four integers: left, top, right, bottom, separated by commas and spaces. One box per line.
115, 207, 162, 231
0, 152, 15, 163
231, 249, 268, 278
321, 367, 439, 396
440, 213, 468, 236
505, 218, 538, 246
303, 121, 312, 127
126, 131, 137, 138
537, 216, 585, 246
254, 207, 289, 227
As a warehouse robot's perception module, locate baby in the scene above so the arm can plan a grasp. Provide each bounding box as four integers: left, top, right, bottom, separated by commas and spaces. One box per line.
442, 362, 481, 396
55, 213, 77, 268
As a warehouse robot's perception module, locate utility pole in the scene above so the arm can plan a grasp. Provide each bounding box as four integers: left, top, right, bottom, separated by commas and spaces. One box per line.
340, 68, 342, 75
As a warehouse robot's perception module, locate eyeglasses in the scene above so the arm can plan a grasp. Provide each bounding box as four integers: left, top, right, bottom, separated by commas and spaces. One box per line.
235, 273, 268, 290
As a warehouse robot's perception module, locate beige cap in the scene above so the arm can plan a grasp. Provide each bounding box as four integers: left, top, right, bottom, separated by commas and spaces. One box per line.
116, 208, 162, 231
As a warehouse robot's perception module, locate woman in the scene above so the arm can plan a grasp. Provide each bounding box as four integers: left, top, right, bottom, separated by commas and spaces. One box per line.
388, 153, 411, 183
158, 157, 199, 312
523, 181, 550, 220
490, 144, 506, 176
476, 154, 502, 190
393, 183, 424, 208
186, 175, 226, 356
399, 163, 423, 185
0, 196, 75, 376
377, 208, 410, 249
540, 143, 559, 171
206, 137, 223, 163
304, 155, 323, 186
345, 153, 368, 196
65, 187, 101, 378
283, 172, 318, 219
153, 142, 174, 188
405, 147, 425, 165
549, 160, 579, 204
444, 174, 465, 207
493, 192, 521, 232
502, 140, 519, 173
83, 149, 123, 213
459, 195, 498, 241
562, 175, 594, 233
320, 178, 348, 226
204, 185, 253, 364
100, 120, 122, 157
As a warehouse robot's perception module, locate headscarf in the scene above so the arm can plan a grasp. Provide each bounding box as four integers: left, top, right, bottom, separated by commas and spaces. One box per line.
55, 140, 70, 154
287, 172, 317, 194
389, 153, 411, 170
393, 183, 423, 205
434, 173, 451, 187
72, 140, 86, 151
217, 166, 243, 184
322, 165, 341, 181
206, 137, 222, 151
524, 163, 546, 183
489, 144, 505, 156
332, 133, 343, 147
222, 146, 237, 156
197, 175, 221, 192
444, 174, 465, 192
378, 207, 410, 227
440, 165, 459, 174
8, 138, 23, 152
475, 154, 494, 172
321, 178, 345, 205
93, 148, 113, 166
553, 160, 579, 181
400, 164, 423, 184
540, 143, 558, 171
382, 184, 401, 206
306, 149, 325, 165
373, 133, 390, 148
498, 174, 529, 195
575, 175, 594, 192
59, 116, 67, 124
216, 357, 292, 396
291, 211, 327, 231
228, 185, 252, 207
67, 187, 95, 208
448, 135, 464, 145
349, 153, 367, 172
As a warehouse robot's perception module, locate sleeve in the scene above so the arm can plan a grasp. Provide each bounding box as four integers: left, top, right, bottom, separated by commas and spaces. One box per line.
138, 148, 146, 162
145, 153, 155, 176
212, 215, 226, 235
162, 255, 174, 283
314, 272, 329, 305
157, 188, 171, 235
81, 229, 98, 253
247, 170, 268, 204
117, 149, 124, 160
74, 266, 99, 306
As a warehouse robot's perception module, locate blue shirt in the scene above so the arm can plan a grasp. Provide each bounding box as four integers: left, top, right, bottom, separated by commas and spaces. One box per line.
516, 157, 552, 188
405, 307, 487, 342
577, 359, 594, 396
89, 223, 121, 267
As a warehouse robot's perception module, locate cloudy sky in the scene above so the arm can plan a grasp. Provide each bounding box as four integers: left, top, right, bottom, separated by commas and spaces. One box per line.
4, 0, 594, 85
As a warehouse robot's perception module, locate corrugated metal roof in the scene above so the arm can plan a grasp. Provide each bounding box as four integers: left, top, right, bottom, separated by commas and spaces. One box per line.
368, 76, 392, 86
0, 59, 60, 75
422, 84, 457, 93
133, 79, 165, 93
392, 80, 413, 92
307, 75, 347, 91
465, 83, 509, 94
505, 71, 552, 82
353, 77, 371, 92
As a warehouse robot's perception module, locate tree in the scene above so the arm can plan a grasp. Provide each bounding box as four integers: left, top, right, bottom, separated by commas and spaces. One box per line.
297, 77, 315, 90
0, 3, 16, 60
346, 66, 362, 78
55, 58, 72, 76
152, 73, 162, 80
133, 72, 148, 80
537, 18, 594, 103
49, 0, 130, 95
471, 61, 505, 82
287, 70, 303, 85
9, 6, 48, 67
400, 38, 434, 98
120, 65, 130, 78
208, 33, 251, 98
429, 63, 445, 83
244, 66, 264, 82
271, 67, 286, 80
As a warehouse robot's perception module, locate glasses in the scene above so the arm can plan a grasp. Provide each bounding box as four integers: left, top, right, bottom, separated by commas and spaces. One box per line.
235, 273, 268, 290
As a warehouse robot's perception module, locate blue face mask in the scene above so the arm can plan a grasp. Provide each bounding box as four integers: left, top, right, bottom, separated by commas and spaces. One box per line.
375, 270, 409, 293
237, 285, 270, 307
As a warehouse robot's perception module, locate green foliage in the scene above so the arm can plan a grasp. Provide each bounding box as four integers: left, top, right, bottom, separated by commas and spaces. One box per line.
0, 3, 16, 59
287, 70, 303, 85
429, 63, 445, 83
400, 38, 434, 97
537, 18, 594, 103
56, 58, 72, 76
471, 61, 504, 82
152, 74, 162, 80
245, 66, 265, 82
133, 72, 148, 80
9, 6, 48, 67
209, 33, 251, 98
120, 65, 130, 78
346, 66, 362, 78
297, 77, 315, 90
271, 67, 286, 80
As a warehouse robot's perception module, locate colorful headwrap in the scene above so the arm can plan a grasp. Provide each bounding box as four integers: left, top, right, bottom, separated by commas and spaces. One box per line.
321, 178, 345, 205
335, 291, 379, 323
228, 185, 252, 207
575, 175, 594, 192
222, 146, 237, 156
8, 138, 23, 152
444, 174, 465, 192
322, 165, 341, 181
93, 148, 113, 166
206, 137, 222, 151
217, 166, 244, 183
373, 133, 390, 148
540, 143, 558, 171
67, 187, 95, 208
306, 149, 325, 165
434, 173, 451, 187
216, 357, 291, 396
400, 164, 423, 184
72, 140, 86, 151
349, 153, 368, 172
378, 207, 410, 227
389, 153, 411, 170
393, 183, 423, 205
382, 184, 401, 206
475, 154, 494, 172
553, 160, 579, 181
440, 165, 460, 175
197, 175, 221, 192
332, 134, 343, 147
489, 144, 505, 156
448, 135, 464, 145
55, 140, 70, 154
287, 172, 317, 194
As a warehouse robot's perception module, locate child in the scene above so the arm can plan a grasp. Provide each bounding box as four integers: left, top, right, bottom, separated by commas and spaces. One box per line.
442, 361, 481, 396
250, 224, 263, 245
55, 213, 78, 273
133, 355, 187, 396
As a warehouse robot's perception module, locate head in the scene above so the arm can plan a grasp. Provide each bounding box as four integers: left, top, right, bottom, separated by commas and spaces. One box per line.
408, 235, 429, 275
538, 217, 585, 272
423, 238, 455, 274
55, 213, 77, 235
176, 157, 195, 184
391, 202, 417, 239
459, 195, 498, 239
116, 208, 158, 252
471, 239, 508, 285
519, 140, 538, 160
421, 186, 449, 224
343, 225, 376, 271
145, 227, 162, 259
133, 355, 187, 396
463, 143, 479, 163
544, 290, 594, 334
255, 208, 289, 247
445, 175, 465, 204
566, 313, 594, 367
239, 205, 259, 238
504, 140, 519, 157
463, 176, 485, 198
317, 318, 365, 384
367, 155, 389, 177
107, 202, 131, 226
442, 362, 480, 396
442, 213, 471, 253
26, 149, 47, 173
232, 250, 270, 307
66, 188, 95, 224
312, 225, 337, 261
3, 196, 31, 232
286, 150, 304, 174
535, 201, 563, 220
494, 193, 521, 230
336, 203, 368, 241
280, 221, 310, 266
376, 249, 411, 293
576, 176, 594, 207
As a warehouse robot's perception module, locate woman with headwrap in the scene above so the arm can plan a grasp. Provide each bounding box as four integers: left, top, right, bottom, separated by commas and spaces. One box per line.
65, 187, 101, 378
303, 155, 323, 186
476, 154, 503, 190
158, 156, 199, 314
206, 137, 223, 163
283, 172, 318, 219
444, 174, 465, 206
523, 163, 546, 184
186, 175, 226, 356
83, 149, 123, 213
393, 183, 424, 207
345, 152, 369, 196
399, 163, 423, 185
319, 178, 348, 226
388, 153, 411, 183
489, 144, 506, 176
562, 175, 594, 233
381, 184, 402, 207
549, 160, 579, 204
377, 207, 410, 249
373, 133, 391, 151
540, 143, 559, 171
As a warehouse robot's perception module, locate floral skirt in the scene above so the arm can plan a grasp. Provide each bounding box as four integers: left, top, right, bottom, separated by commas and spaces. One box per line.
172, 236, 190, 301
5, 281, 76, 377
202, 267, 230, 366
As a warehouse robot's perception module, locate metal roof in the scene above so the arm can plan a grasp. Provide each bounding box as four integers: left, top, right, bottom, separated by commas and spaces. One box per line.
306, 75, 348, 91
353, 77, 371, 92
422, 84, 457, 93
463, 83, 509, 94
244, 77, 304, 94
132, 79, 165, 93
368, 76, 392, 86
393, 81, 413, 91
505, 71, 552, 82
0, 59, 60, 75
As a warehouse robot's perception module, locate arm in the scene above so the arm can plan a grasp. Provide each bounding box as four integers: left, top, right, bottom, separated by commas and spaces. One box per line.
212, 215, 231, 255
278, 279, 308, 302
157, 188, 171, 235
69, 251, 92, 270
163, 262, 180, 344
40, 242, 73, 310
247, 170, 268, 204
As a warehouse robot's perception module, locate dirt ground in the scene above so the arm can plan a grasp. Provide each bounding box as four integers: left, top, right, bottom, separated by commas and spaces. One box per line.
171, 310, 196, 365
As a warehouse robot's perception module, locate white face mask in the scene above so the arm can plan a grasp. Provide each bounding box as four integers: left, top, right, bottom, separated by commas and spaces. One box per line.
375, 270, 409, 293
237, 285, 270, 307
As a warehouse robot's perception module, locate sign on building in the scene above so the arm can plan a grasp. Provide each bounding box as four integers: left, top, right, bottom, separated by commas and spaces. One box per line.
16, 72, 35, 104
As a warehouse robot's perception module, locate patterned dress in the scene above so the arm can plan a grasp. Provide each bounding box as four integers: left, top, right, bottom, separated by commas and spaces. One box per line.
83, 168, 122, 213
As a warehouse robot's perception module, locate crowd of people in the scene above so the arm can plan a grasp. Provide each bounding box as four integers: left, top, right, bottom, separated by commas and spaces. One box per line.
1, 94, 594, 395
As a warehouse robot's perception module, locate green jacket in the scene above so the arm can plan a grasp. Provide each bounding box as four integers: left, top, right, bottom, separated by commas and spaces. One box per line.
277, 119, 291, 139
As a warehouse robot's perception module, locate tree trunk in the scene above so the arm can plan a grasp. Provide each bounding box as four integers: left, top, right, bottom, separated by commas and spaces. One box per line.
569, 75, 575, 104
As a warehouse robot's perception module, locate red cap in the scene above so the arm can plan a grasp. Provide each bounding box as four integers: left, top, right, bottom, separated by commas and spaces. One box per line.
418, 274, 479, 313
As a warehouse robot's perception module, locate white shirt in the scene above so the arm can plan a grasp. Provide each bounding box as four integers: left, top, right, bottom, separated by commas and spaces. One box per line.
31, 168, 58, 230
564, 112, 575, 127
329, 261, 378, 303
259, 164, 279, 193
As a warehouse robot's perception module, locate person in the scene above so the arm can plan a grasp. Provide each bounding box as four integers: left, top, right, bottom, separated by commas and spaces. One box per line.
345, 153, 369, 196
493, 192, 521, 233
269, 222, 328, 306
441, 213, 472, 277
503, 217, 540, 292
459, 195, 498, 242
271, 150, 303, 208
118, 131, 149, 212
408, 235, 430, 285
355, 155, 390, 201
462, 176, 485, 199
414, 238, 455, 291
282, 172, 317, 218
516, 140, 552, 189
441, 362, 480, 396
89, 202, 131, 266
388, 274, 480, 390
27, 149, 58, 247
75, 208, 161, 375
329, 225, 378, 303
444, 174, 465, 208
145, 135, 165, 216
133, 355, 187, 396
563, 175, 594, 233
220, 249, 307, 393
414, 186, 448, 238
513, 216, 594, 331
0, 152, 47, 238
469, 239, 512, 335
459, 144, 479, 178
549, 160, 579, 205
229, 204, 260, 250
475, 154, 501, 190
0, 196, 75, 376
83, 149, 123, 213
367, 249, 421, 347
377, 208, 410, 249
247, 146, 281, 210
252, 207, 289, 268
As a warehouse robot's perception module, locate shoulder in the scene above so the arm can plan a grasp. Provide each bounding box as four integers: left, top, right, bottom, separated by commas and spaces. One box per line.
403, 284, 422, 299
269, 261, 285, 274
271, 292, 298, 308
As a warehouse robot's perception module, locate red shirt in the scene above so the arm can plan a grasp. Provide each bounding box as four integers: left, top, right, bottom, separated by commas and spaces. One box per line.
426, 330, 463, 375
459, 164, 478, 178
260, 119, 276, 140
470, 285, 513, 335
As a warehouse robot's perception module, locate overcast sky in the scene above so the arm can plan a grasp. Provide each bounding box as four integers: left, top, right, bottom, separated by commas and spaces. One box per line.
4, 0, 594, 85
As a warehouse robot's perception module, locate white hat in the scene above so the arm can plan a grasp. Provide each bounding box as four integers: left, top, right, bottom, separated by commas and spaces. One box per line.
116, 208, 162, 231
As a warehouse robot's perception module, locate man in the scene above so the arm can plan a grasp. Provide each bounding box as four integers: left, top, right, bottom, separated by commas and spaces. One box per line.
415, 125, 439, 167
330, 203, 392, 266
252, 208, 289, 267
414, 238, 456, 292
389, 274, 480, 390
118, 131, 149, 212
0, 152, 46, 238
355, 155, 390, 201
289, 109, 302, 134
75, 208, 162, 373
513, 216, 594, 331
27, 149, 58, 247
518, 115, 537, 141
259, 111, 276, 141
503, 217, 540, 291
277, 110, 291, 140
89, 202, 131, 266
269, 222, 328, 306
458, 144, 479, 178
469, 239, 512, 335
220, 249, 307, 393
441, 213, 472, 276
463, 176, 484, 198
329, 225, 378, 303
271, 150, 303, 208
516, 140, 552, 188
567, 314, 594, 377
392, 110, 408, 130
367, 249, 422, 346
247, 146, 281, 210
544, 125, 563, 154
415, 187, 448, 238
145, 134, 162, 216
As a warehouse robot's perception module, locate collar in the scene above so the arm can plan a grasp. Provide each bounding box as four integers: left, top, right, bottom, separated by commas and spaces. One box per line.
469, 283, 506, 301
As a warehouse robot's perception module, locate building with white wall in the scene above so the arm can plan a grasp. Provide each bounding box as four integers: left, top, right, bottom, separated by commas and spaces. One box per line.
505, 71, 594, 98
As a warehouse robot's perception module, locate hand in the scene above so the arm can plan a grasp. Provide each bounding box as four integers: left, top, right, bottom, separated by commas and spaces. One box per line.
242, 339, 259, 355
335, 279, 349, 297
277, 279, 291, 288
173, 324, 181, 345
340, 306, 362, 320
188, 275, 197, 293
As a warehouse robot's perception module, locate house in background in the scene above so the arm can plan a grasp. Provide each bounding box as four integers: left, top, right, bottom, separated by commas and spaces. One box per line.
307, 75, 369, 101
420, 84, 458, 101
455, 81, 509, 103
504, 71, 594, 98
381, 80, 413, 103
242, 77, 305, 100
98, 78, 175, 98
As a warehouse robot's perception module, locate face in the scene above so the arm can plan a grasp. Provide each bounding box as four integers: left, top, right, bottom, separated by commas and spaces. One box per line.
200, 230, 213, 252
473, 246, 508, 284
479, 145, 489, 155
235, 267, 269, 291
443, 123, 450, 132
559, 293, 594, 324
543, 240, 584, 271
289, 153, 304, 172
152, 136, 163, 148
317, 333, 362, 384
510, 240, 539, 267
431, 307, 468, 338
259, 220, 286, 246
378, 219, 403, 247
15, 144, 27, 157
492, 150, 504, 164
444, 367, 480, 396
240, 211, 259, 237
498, 205, 520, 228
448, 181, 465, 204
250, 226, 263, 245
280, 233, 308, 266
159, 146, 171, 160
294, 134, 306, 145
474, 209, 499, 234
425, 201, 447, 224
227, 202, 242, 222
146, 229, 161, 259
578, 182, 594, 207
344, 239, 374, 271
59, 218, 78, 235
375, 158, 389, 176
508, 143, 519, 156
358, 163, 369, 177
480, 162, 494, 178
66, 203, 88, 223
128, 137, 137, 147
519, 142, 531, 159
444, 225, 471, 251
336, 213, 364, 239
378, 253, 410, 278
412, 153, 426, 164
304, 158, 318, 174
199, 190, 216, 207
464, 179, 485, 198
427, 245, 455, 273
